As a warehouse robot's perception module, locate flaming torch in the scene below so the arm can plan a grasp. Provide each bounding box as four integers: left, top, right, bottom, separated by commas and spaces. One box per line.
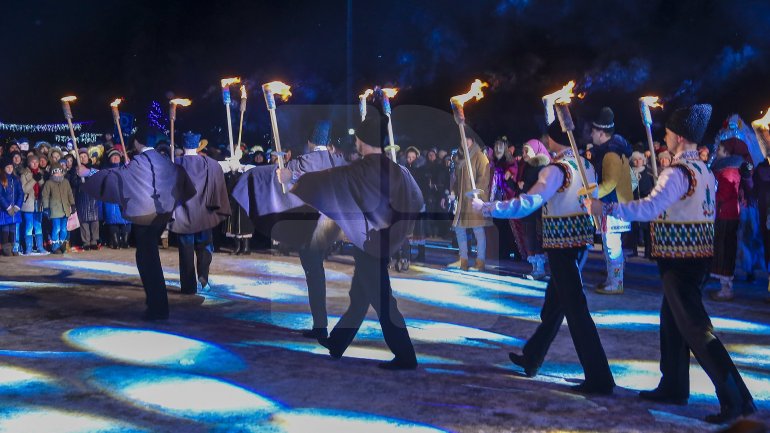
262, 81, 292, 193
236, 84, 247, 160
543, 81, 599, 228
639, 96, 663, 177
221, 77, 241, 159
752, 107, 770, 161
377, 87, 400, 161
359, 88, 374, 122
61, 96, 80, 166
169, 98, 192, 163
110, 99, 130, 164
450, 79, 489, 199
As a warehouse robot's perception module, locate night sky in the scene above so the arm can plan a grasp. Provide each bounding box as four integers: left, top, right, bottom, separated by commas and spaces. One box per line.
2, 0, 769, 150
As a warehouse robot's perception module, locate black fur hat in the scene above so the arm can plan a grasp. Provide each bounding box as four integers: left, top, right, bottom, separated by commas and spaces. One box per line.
666, 104, 712, 144
592, 107, 615, 131
355, 114, 387, 149
547, 120, 570, 146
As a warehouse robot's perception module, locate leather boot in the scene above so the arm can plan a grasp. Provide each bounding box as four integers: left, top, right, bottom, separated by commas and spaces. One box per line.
471, 258, 486, 272
110, 232, 119, 249
241, 238, 251, 255
231, 238, 242, 255
449, 258, 469, 271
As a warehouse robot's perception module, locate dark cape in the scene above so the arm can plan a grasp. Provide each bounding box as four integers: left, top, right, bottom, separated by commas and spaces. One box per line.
231, 150, 347, 246
168, 154, 231, 234
291, 153, 424, 258
82, 149, 195, 226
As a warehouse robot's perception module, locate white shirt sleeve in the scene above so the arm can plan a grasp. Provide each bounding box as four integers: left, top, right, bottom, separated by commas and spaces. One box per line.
483, 165, 563, 219
613, 166, 689, 222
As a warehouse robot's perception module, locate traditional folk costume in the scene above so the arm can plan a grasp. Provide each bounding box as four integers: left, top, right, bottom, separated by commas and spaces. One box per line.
232, 121, 347, 339
590, 107, 633, 295
169, 133, 231, 294
596, 105, 755, 423
479, 122, 615, 394
83, 131, 195, 320
291, 115, 423, 370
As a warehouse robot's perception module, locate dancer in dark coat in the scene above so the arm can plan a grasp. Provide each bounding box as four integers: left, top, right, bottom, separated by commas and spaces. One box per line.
289, 115, 423, 370
83, 130, 195, 320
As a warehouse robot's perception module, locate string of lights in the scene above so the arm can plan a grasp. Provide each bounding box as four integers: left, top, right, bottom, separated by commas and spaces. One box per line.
0, 121, 86, 133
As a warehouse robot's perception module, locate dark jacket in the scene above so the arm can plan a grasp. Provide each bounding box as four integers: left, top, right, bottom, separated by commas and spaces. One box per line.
292, 153, 424, 258
83, 149, 195, 226
0, 174, 23, 225
72, 174, 101, 222
169, 154, 231, 234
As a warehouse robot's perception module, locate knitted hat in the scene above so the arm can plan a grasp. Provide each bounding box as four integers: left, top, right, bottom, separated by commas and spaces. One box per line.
592, 107, 615, 131
546, 120, 569, 146
355, 115, 387, 149
666, 104, 712, 144
51, 166, 64, 175
78, 147, 89, 155
26, 154, 39, 163
405, 146, 420, 157
310, 120, 331, 146
1, 157, 13, 169
107, 149, 122, 160
182, 132, 201, 150
657, 150, 672, 161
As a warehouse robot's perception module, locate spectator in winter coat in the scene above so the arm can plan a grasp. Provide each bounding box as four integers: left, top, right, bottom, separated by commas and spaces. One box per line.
19, 154, 46, 255
710, 138, 753, 301
0, 158, 23, 256
100, 150, 132, 249
41, 166, 75, 254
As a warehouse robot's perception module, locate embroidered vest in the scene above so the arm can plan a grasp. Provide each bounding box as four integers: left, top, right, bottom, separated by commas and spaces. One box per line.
650, 151, 715, 258
541, 151, 596, 249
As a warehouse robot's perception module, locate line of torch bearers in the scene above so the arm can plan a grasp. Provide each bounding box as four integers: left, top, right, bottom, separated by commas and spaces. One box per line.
59, 78, 770, 203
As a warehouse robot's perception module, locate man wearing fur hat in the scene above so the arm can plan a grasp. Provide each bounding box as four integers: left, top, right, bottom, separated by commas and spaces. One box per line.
168, 132, 231, 294
287, 115, 422, 370
83, 129, 195, 320
473, 121, 614, 395
590, 107, 633, 294
234, 120, 347, 340
586, 104, 756, 423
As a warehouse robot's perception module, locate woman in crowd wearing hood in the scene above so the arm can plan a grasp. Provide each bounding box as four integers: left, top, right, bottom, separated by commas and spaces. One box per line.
0, 158, 23, 256
709, 137, 753, 301
512, 138, 551, 279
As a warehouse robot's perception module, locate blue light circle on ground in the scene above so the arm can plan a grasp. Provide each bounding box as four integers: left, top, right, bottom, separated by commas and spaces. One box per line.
64, 327, 245, 374
0, 406, 149, 433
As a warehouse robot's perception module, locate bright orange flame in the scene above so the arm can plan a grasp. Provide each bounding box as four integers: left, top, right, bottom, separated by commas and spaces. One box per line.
263, 81, 292, 101
542, 81, 576, 105
240, 85, 247, 99
577, 92, 587, 100
381, 88, 399, 98
640, 96, 663, 109
170, 98, 192, 107
61, 96, 77, 102
110, 98, 122, 107
360, 89, 374, 100
451, 79, 489, 106
754, 107, 770, 129
221, 77, 241, 87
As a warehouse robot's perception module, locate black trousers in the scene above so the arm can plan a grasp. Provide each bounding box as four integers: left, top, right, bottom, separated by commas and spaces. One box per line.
298, 215, 340, 330
522, 247, 614, 387
134, 222, 169, 315
177, 229, 213, 294
107, 223, 131, 247
655, 258, 753, 407
1, 223, 15, 254
327, 247, 416, 364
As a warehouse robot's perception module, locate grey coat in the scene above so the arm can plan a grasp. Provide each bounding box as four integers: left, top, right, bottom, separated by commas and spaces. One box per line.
82, 149, 195, 226
168, 154, 231, 234
20, 168, 45, 212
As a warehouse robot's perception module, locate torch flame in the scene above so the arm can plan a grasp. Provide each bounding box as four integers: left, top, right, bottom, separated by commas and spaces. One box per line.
753, 107, 770, 129
221, 77, 241, 88
360, 89, 374, 100
61, 96, 77, 102
381, 88, 399, 98
542, 81, 576, 105
110, 98, 122, 108
451, 79, 489, 106
640, 96, 663, 109
170, 98, 192, 107
263, 81, 292, 101
240, 85, 247, 99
